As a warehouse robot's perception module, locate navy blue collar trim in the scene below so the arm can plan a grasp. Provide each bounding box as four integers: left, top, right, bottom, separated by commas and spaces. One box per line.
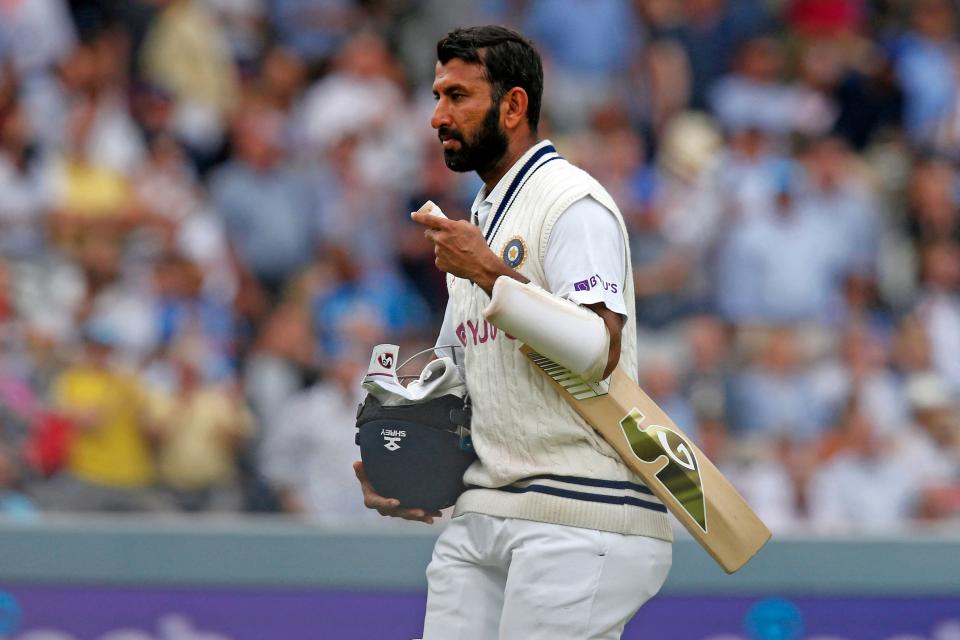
483, 144, 557, 245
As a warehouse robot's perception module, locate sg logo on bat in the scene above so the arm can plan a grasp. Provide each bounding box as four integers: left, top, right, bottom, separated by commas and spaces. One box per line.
619, 409, 707, 532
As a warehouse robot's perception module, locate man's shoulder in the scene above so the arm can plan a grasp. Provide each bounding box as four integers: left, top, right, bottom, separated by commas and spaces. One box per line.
526, 156, 616, 213
526, 154, 597, 193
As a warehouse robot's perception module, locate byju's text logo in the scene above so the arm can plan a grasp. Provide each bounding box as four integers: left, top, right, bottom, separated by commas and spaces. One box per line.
573, 275, 618, 294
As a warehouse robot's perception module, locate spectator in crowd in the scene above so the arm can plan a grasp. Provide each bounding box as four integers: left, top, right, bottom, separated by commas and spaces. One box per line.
209, 100, 320, 304
715, 161, 849, 324
46, 95, 135, 248
809, 322, 909, 436
680, 314, 734, 424
667, 0, 767, 110
151, 251, 236, 382
808, 400, 920, 533
914, 241, 960, 394
244, 302, 316, 426
308, 243, 430, 362
296, 29, 415, 193
905, 158, 959, 248
0, 93, 50, 260
523, 0, 643, 130
710, 36, 825, 138
140, 0, 240, 162
259, 350, 377, 524
897, 373, 960, 522
266, 0, 360, 67
893, 0, 960, 150
41, 323, 167, 511
729, 328, 822, 441
147, 343, 253, 511
797, 135, 880, 279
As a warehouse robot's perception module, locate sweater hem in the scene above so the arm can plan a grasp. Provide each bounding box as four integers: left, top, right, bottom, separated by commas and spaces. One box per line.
453, 487, 674, 541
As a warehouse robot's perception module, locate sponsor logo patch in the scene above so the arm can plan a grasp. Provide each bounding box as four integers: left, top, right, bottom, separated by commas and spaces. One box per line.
573, 274, 619, 294
619, 409, 707, 532
381, 428, 406, 451
501, 237, 528, 269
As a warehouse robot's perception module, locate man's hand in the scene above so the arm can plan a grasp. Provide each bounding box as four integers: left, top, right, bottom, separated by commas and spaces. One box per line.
411, 209, 518, 295
353, 461, 442, 524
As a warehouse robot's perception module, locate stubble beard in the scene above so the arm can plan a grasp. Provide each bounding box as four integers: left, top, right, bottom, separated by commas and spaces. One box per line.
440, 101, 509, 175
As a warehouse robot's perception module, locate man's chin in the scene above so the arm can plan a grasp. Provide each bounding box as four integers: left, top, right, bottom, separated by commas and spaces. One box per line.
442, 150, 474, 173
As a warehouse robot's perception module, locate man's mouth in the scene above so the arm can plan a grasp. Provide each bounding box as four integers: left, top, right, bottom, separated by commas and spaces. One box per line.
438, 129, 462, 148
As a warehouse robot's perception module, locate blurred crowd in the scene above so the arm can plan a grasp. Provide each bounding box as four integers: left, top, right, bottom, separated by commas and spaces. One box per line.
0, 0, 957, 535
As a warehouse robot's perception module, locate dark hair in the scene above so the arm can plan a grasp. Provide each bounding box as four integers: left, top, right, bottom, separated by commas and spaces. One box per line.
437, 26, 544, 134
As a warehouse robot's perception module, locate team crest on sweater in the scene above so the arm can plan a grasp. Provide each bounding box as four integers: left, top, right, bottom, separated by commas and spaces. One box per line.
501, 236, 528, 269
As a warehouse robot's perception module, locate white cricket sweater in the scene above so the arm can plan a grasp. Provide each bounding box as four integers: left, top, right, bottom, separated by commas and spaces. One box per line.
449, 141, 673, 541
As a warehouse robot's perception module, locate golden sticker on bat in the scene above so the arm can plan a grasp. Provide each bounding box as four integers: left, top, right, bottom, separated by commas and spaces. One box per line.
619, 408, 707, 532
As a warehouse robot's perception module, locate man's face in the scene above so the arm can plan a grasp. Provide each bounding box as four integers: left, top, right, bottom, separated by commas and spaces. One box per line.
431, 58, 508, 173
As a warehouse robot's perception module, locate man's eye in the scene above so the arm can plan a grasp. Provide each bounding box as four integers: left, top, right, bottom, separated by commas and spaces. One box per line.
450, 93, 464, 101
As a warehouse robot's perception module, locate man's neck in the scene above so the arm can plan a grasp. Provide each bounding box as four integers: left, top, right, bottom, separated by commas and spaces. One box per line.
478, 135, 539, 193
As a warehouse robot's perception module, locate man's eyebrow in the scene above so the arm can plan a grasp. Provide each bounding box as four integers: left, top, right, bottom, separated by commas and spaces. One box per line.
433, 83, 470, 95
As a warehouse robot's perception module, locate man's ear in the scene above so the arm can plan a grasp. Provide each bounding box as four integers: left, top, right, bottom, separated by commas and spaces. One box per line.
501, 87, 529, 131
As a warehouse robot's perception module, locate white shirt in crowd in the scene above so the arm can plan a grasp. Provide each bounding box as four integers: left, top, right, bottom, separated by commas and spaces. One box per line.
260, 382, 379, 526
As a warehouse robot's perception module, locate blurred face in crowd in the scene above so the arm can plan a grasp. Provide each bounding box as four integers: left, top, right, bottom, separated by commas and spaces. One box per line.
909, 160, 957, 237
842, 407, 883, 460
84, 338, 114, 369
687, 315, 729, 371
262, 47, 307, 104
804, 137, 851, 192
921, 242, 960, 291
914, 0, 955, 40
760, 328, 802, 373
0, 102, 30, 155
338, 32, 394, 80
232, 107, 284, 171
737, 37, 783, 83
431, 58, 509, 174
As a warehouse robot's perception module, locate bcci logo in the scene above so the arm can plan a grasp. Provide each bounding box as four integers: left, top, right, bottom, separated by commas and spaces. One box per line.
381, 428, 406, 451
501, 237, 528, 269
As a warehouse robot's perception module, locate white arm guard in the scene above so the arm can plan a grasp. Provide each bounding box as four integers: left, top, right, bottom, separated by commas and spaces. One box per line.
483, 277, 611, 381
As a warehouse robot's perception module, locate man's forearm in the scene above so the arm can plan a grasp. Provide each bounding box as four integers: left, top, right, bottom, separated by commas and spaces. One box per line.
470, 254, 530, 296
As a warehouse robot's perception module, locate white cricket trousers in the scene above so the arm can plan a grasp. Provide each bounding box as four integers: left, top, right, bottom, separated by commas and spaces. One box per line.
420, 512, 672, 640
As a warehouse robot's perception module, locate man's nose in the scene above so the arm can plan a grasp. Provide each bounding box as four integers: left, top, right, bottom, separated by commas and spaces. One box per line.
431, 100, 450, 130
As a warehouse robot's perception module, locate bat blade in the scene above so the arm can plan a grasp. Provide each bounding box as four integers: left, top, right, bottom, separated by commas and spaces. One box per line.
524, 347, 771, 573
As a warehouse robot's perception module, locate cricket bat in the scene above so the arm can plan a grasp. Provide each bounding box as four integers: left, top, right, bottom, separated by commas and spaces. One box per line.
522, 346, 771, 573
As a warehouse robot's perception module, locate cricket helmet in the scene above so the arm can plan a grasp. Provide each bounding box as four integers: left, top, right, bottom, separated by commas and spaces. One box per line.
355, 344, 475, 511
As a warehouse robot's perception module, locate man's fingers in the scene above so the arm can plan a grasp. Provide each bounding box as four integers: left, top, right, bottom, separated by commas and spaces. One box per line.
355, 460, 441, 524
355, 461, 399, 507
353, 460, 366, 482
411, 209, 449, 230
395, 507, 443, 524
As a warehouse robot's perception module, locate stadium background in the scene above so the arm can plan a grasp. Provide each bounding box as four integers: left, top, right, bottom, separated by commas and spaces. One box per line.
0, 0, 958, 638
